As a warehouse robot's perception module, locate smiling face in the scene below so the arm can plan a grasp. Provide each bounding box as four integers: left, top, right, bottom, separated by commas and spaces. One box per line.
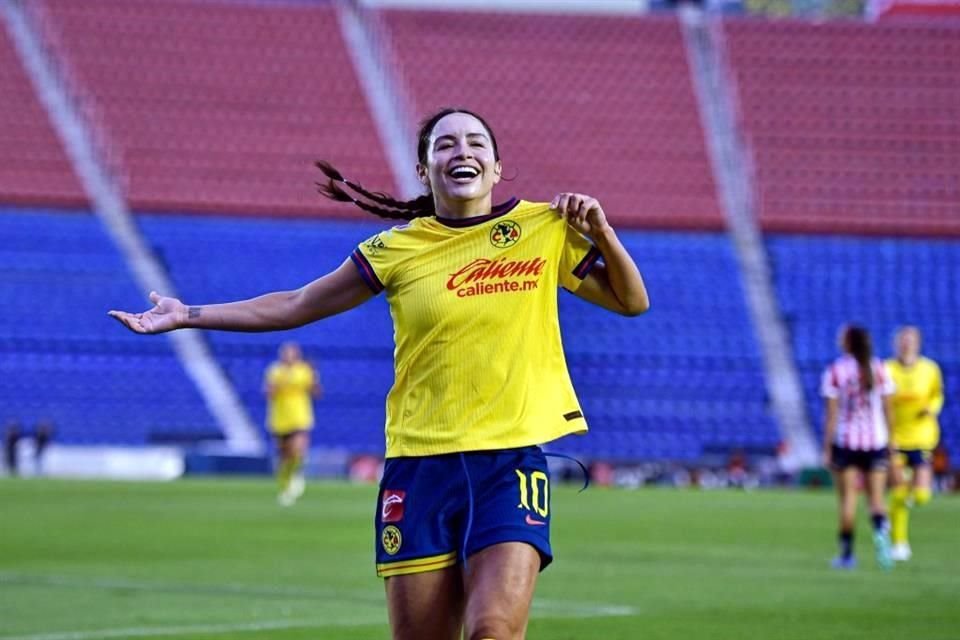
417, 112, 502, 213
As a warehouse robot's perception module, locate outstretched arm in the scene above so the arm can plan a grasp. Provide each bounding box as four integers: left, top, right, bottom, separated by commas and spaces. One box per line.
109, 258, 375, 334
551, 193, 649, 317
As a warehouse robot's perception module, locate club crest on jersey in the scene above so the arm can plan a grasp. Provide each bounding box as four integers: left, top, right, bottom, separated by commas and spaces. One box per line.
381, 490, 406, 523
381, 525, 402, 555
490, 220, 521, 249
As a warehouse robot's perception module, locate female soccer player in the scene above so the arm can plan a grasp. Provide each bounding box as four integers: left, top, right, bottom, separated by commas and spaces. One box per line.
263, 341, 321, 506
821, 325, 895, 571
885, 326, 945, 561
109, 108, 649, 640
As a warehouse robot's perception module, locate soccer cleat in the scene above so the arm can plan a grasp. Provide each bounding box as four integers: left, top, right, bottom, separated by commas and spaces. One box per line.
277, 490, 297, 507
289, 475, 306, 499
890, 543, 912, 562
873, 530, 894, 570
830, 556, 857, 570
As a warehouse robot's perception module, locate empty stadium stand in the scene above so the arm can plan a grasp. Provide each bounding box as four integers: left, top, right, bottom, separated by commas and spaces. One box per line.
40, 0, 394, 218
4, 1, 957, 468
0, 25, 85, 208
136, 211, 777, 460
554, 230, 778, 461
0, 207, 218, 445
381, 10, 723, 230
767, 234, 959, 456
726, 19, 960, 235
136, 212, 395, 454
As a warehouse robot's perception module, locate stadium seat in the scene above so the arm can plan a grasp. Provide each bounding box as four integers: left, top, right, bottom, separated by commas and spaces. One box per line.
725, 19, 960, 235
40, 0, 394, 218
135, 213, 777, 459
0, 207, 219, 445
767, 234, 960, 455
0, 26, 85, 207
381, 10, 723, 230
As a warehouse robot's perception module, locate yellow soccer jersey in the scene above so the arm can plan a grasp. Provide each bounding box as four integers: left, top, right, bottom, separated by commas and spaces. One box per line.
885, 357, 944, 451
351, 198, 600, 458
265, 361, 316, 434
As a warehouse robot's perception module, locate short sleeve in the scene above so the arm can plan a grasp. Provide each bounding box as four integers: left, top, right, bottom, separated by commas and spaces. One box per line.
558, 224, 602, 292
265, 364, 280, 386
351, 231, 395, 294
821, 365, 840, 399
877, 363, 896, 397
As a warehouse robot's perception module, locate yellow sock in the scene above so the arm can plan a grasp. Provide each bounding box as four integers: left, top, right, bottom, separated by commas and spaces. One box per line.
915, 487, 932, 506
291, 452, 304, 477
890, 485, 911, 544
277, 459, 295, 492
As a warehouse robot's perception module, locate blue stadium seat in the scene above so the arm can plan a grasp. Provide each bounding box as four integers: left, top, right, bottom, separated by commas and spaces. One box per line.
768, 234, 959, 457
1, 206, 779, 459
136, 214, 776, 460
0, 207, 219, 445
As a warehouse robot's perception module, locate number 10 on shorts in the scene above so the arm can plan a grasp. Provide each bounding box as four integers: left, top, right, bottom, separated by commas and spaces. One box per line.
516, 470, 549, 517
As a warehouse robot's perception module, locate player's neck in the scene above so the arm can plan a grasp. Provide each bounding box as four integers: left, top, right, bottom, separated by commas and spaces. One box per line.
898, 354, 919, 367
434, 194, 493, 220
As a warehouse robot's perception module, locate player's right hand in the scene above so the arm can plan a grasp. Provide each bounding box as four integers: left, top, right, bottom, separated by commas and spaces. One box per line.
822, 448, 832, 468
108, 291, 186, 334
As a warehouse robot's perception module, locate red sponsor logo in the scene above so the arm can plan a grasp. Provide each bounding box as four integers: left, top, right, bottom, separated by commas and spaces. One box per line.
381, 490, 406, 523
446, 257, 546, 298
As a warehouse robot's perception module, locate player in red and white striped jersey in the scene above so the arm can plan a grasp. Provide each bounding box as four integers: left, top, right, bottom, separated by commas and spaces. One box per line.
821, 325, 896, 570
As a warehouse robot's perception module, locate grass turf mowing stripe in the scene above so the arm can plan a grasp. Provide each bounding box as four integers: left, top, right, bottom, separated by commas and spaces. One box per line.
0, 572, 638, 621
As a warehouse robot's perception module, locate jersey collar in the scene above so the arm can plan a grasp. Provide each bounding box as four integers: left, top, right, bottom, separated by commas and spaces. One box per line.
434, 197, 520, 228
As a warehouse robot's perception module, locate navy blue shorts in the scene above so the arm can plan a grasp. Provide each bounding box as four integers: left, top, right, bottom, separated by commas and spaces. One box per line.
831, 445, 889, 472
895, 449, 933, 468
374, 446, 552, 578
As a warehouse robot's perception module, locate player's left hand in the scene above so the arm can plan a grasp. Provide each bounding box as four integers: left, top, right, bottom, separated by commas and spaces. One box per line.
550, 193, 611, 238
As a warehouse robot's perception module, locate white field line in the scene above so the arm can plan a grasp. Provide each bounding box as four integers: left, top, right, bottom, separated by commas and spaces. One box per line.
0, 618, 373, 640
533, 599, 637, 617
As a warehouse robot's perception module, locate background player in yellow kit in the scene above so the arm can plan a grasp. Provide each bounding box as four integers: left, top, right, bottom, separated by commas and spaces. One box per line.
886, 326, 945, 561
264, 341, 321, 506
109, 107, 649, 640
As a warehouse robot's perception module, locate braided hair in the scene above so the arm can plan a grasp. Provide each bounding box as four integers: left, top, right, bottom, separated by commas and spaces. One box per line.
316, 107, 501, 221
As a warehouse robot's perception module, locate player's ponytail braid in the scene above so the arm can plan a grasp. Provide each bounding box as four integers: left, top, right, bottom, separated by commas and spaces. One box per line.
315, 161, 433, 220
315, 107, 500, 221
844, 325, 875, 392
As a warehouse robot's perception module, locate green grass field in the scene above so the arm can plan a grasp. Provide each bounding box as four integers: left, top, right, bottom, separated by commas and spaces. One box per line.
1, 479, 957, 640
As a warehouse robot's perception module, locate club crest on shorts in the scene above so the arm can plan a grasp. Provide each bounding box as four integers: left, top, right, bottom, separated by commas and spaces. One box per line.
490, 220, 521, 248
381, 525, 402, 555
381, 489, 406, 523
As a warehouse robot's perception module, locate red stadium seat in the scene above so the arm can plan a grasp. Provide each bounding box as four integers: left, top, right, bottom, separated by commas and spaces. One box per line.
380, 10, 723, 230
0, 27, 86, 208
725, 19, 960, 236
41, 0, 395, 218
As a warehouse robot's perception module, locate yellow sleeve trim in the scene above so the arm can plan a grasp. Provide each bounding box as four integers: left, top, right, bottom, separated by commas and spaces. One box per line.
376, 551, 458, 578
